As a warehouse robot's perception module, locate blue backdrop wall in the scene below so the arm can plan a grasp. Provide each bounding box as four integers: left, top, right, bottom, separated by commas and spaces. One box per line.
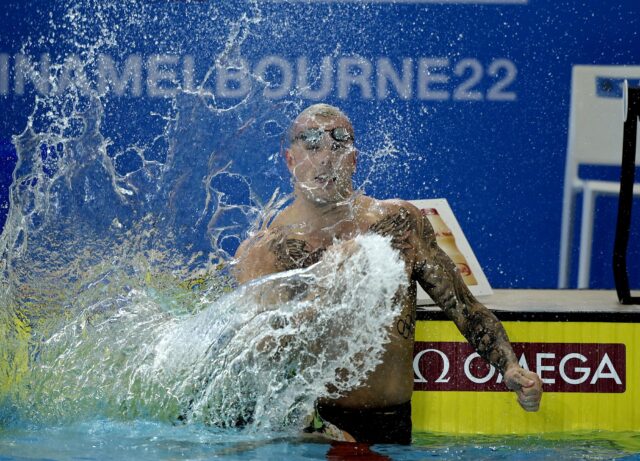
1, 0, 639, 289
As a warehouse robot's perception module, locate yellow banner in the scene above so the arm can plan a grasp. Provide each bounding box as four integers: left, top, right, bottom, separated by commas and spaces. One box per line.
412, 320, 640, 434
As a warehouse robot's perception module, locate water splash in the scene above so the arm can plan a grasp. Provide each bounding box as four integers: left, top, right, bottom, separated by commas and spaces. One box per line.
0, 0, 416, 433
6, 235, 405, 430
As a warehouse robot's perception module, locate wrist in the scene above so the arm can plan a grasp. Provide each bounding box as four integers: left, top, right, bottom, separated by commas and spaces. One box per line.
504, 360, 520, 375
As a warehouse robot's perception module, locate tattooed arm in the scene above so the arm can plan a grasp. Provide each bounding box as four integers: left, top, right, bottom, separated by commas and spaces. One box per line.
405, 204, 542, 411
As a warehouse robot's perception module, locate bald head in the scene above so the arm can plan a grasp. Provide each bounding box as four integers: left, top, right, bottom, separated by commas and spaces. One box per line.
289, 104, 354, 143
285, 103, 357, 205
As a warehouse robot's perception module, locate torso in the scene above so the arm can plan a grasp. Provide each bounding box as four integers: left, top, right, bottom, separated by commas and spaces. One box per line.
263, 195, 419, 409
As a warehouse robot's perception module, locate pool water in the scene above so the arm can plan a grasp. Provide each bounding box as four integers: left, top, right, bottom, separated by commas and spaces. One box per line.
1, 420, 640, 461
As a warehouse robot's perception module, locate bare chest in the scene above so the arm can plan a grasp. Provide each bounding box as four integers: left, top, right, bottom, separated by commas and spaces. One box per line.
269, 206, 416, 272
268, 222, 359, 271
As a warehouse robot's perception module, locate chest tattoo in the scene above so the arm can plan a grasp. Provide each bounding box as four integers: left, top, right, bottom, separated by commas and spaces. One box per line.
269, 236, 326, 271
369, 207, 414, 253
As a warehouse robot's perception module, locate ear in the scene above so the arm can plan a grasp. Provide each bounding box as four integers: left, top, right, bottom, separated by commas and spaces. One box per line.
285, 148, 295, 172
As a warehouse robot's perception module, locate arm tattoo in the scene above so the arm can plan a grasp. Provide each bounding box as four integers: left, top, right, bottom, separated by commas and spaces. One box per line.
415, 215, 516, 374
370, 208, 418, 339
368, 207, 414, 254
396, 311, 416, 339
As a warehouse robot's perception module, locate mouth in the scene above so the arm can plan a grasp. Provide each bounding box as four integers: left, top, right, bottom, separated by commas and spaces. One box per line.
314, 174, 337, 185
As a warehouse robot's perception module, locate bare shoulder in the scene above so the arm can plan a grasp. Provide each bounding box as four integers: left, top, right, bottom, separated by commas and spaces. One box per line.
233, 228, 276, 284
361, 197, 425, 255
233, 209, 295, 283
269, 205, 297, 228
235, 228, 270, 259
378, 198, 422, 219
235, 204, 296, 257
362, 197, 423, 228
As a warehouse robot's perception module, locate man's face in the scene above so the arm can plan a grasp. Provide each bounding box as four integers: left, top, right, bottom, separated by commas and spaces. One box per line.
286, 113, 357, 205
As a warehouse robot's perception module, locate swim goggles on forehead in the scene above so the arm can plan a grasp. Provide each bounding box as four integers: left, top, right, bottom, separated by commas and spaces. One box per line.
293, 127, 354, 150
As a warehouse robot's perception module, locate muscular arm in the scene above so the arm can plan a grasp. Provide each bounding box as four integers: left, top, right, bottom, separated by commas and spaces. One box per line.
412, 211, 518, 375
410, 209, 542, 411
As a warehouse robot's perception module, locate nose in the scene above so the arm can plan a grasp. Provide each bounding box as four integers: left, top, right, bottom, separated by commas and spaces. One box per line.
307, 140, 336, 165
313, 149, 333, 170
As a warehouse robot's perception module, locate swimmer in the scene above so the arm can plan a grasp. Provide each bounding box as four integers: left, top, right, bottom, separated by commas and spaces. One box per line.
233, 103, 543, 445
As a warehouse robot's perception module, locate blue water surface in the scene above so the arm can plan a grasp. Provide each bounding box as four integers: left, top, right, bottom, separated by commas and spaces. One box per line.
1, 419, 640, 460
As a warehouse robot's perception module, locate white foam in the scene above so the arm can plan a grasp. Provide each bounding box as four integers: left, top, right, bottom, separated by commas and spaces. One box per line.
17, 234, 407, 431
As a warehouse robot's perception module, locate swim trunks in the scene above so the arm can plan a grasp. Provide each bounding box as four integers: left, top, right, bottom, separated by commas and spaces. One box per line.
305, 401, 412, 445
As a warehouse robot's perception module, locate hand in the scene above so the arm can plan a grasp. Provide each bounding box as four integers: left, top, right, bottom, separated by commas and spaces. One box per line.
503, 365, 543, 412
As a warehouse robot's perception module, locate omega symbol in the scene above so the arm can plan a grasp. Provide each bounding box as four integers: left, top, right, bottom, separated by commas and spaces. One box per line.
413, 348, 451, 383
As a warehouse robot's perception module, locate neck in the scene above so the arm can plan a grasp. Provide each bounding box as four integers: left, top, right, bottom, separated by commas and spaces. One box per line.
293, 185, 359, 222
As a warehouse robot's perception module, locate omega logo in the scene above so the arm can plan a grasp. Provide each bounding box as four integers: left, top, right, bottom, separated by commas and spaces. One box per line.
413, 349, 450, 383
413, 342, 626, 393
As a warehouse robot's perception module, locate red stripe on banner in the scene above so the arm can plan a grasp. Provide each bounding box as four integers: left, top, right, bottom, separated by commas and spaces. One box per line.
413, 342, 626, 393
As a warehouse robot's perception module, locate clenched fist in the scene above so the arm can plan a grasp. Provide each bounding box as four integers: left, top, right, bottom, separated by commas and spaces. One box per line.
504, 365, 543, 412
